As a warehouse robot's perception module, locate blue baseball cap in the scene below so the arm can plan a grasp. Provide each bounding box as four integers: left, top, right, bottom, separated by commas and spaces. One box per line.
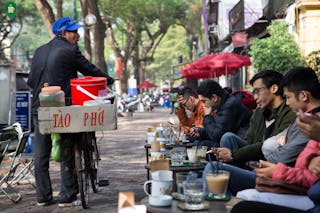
52, 16, 82, 35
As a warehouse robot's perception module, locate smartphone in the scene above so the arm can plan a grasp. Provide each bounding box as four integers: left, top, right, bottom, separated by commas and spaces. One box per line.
248, 161, 262, 169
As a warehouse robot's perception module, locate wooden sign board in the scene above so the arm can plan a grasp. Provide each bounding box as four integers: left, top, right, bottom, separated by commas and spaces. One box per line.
38, 104, 117, 134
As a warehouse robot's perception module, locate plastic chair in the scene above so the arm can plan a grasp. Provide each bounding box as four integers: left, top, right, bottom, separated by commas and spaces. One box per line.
0, 123, 29, 203
8, 134, 35, 188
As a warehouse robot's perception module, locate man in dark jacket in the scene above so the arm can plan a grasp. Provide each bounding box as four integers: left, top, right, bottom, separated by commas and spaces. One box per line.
215, 70, 296, 164
27, 16, 114, 207
188, 80, 252, 148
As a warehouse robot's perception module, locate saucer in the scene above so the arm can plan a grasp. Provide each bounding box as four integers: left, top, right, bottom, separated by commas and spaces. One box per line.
177, 201, 209, 210
149, 195, 172, 207
171, 192, 185, 201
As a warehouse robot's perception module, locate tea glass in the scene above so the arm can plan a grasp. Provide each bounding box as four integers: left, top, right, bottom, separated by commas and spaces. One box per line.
176, 172, 197, 195
205, 170, 230, 199
170, 147, 186, 166
187, 148, 200, 163
196, 146, 207, 162
184, 179, 205, 210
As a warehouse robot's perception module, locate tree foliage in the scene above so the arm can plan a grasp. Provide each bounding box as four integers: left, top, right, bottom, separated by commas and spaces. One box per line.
146, 25, 190, 81
0, 0, 38, 63
249, 21, 304, 74
101, 0, 189, 92
306, 50, 320, 78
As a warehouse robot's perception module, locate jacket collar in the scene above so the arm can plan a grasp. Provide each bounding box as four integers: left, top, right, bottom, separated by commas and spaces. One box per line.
263, 101, 286, 120
216, 91, 229, 112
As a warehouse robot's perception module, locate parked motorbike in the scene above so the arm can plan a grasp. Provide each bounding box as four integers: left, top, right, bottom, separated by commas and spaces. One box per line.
117, 96, 140, 116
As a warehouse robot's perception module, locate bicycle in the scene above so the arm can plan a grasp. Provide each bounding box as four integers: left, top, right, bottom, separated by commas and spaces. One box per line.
74, 131, 102, 209
38, 88, 117, 209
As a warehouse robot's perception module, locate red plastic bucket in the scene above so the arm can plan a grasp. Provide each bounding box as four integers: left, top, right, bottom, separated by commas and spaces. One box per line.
70, 76, 107, 105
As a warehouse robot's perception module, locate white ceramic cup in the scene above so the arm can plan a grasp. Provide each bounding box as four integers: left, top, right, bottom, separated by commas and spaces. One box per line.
151, 170, 173, 181
144, 180, 172, 196
149, 195, 172, 206
187, 148, 200, 163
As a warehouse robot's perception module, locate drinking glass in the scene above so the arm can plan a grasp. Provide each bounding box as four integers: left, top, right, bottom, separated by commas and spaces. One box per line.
205, 170, 230, 199
176, 172, 197, 195
184, 179, 205, 210
176, 172, 188, 195
198, 146, 207, 162
170, 147, 186, 166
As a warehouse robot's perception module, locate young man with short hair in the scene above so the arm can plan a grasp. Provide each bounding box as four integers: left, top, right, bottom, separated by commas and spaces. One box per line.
175, 87, 205, 132
215, 70, 296, 164
188, 80, 252, 148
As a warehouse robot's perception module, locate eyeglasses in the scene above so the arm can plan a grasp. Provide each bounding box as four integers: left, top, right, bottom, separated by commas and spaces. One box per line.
251, 87, 267, 96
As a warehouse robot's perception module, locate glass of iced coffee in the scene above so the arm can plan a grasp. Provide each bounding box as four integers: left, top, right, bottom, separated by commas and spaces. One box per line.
205, 170, 230, 199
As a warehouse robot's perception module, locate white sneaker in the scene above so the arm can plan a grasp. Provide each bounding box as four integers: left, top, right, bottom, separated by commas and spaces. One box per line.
58, 199, 81, 207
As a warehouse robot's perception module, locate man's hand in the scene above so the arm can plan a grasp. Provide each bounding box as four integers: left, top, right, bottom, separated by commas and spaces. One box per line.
308, 156, 320, 177
255, 160, 276, 178
216, 148, 233, 163
177, 95, 185, 108
296, 109, 320, 141
186, 127, 200, 139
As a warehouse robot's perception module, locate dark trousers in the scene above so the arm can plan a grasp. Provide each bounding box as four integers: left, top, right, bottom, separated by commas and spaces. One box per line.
33, 115, 78, 203
231, 201, 313, 213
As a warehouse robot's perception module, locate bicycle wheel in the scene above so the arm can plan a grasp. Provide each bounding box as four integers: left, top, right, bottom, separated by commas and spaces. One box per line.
75, 134, 90, 209
89, 132, 99, 193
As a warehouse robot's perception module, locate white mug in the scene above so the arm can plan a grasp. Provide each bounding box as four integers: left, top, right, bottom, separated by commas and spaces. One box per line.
151, 170, 172, 181
144, 180, 172, 196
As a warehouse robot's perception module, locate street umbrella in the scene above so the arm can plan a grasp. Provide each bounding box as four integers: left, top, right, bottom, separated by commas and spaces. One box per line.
206, 52, 251, 75
137, 81, 158, 89
180, 66, 237, 79
189, 54, 216, 70
180, 53, 249, 79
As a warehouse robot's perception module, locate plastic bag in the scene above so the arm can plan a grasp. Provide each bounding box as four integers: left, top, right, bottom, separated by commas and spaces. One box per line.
51, 133, 73, 162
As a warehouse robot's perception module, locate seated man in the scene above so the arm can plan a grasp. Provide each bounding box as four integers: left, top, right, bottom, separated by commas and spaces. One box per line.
175, 87, 205, 133
232, 72, 320, 213
202, 67, 320, 195
188, 80, 252, 148
215, 70, 296, 165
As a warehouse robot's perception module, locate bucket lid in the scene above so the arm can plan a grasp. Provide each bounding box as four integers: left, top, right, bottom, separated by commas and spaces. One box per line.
70, 76, 106, 85
41, 86, 61, 93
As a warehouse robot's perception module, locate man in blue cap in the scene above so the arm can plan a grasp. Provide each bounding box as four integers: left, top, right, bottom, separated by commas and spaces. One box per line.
28, 16, 114, 207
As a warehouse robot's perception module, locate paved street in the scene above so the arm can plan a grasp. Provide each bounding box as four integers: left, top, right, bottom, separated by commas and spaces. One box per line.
0, 108, 176, 212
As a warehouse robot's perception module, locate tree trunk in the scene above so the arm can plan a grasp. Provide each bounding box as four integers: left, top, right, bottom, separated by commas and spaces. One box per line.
87, 0, 106, 72
34, 0, 55, 38
121, 58, 129, 94
132, 30, 141, 85
56, 0, 63, 18
80, 0, 92, 61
